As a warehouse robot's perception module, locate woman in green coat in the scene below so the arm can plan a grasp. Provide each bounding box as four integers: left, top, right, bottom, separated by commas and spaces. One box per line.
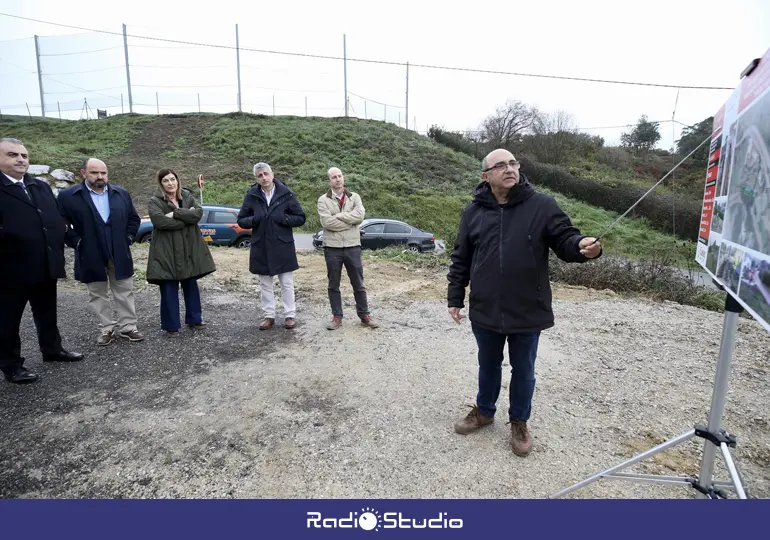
147, 169, 216, 337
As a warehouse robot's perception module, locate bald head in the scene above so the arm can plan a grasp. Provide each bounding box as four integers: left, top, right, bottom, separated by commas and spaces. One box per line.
81, 158, 109, 192
481, 149, 516, 172
481, 148, 520, 193
328, 166, 345, 193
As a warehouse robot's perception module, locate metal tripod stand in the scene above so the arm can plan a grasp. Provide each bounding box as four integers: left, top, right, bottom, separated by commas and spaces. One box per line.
551, 294, 748, 499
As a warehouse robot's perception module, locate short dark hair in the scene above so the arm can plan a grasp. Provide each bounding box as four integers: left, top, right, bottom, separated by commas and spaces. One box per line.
81, 157, 94, 171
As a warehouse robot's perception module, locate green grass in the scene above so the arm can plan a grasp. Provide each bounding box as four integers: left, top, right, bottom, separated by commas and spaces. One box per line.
4, 111, 695, 264
0, 114, 153, 171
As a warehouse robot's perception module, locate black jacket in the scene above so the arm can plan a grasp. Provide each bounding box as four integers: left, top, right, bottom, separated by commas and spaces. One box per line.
57, 182, 140, 283
236, 180, 306, 276
447, 176, 598, 334
0, 173, 67, 285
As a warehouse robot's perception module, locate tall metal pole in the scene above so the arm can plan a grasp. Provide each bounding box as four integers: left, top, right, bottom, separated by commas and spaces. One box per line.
696, 294, 743, 497
405, 61, 409, 130
235, 24, 242, 113
123, 24, 133, 113
343, 34, 348, 117
34, 35, 45, 118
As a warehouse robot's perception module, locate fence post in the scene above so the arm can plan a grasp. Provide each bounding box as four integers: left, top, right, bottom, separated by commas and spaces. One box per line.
273, 95, 275, 116
34, 35, 45, 118
235, 24, 242, 113
384, 104, 387, 122
364, 101, 367, 119
156, 92, 159, 115
305, 96, 307, 117
343, 34, 348, 117
405, 61, 409, 129
198, 93, 201, 114
57, 101, 61, 120
121, 94, 124, 114
26, 102, 32, 119
123, 24, 133, 113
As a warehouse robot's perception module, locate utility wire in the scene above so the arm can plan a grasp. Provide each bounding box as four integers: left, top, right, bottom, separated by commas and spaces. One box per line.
0, 12, 735, 91
591, 135, 712, 243
39, 45, 123, 56
44, 65, 124, 75
348, 91, 403, 108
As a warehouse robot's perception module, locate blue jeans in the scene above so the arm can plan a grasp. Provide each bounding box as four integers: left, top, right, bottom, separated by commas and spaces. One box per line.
471, 323, 540, 421
159, 279, 202, 332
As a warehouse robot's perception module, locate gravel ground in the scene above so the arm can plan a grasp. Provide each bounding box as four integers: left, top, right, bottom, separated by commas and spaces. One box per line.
1, 248, 769, 499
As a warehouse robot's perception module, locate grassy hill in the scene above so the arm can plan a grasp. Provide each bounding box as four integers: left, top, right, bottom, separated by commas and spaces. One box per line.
1, 112, 694, 261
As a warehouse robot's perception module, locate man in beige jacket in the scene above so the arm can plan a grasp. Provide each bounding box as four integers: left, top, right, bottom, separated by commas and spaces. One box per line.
317, 167, 378, 330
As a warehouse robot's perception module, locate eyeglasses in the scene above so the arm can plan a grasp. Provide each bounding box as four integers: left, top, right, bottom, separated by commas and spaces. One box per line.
482, 160, 520, 173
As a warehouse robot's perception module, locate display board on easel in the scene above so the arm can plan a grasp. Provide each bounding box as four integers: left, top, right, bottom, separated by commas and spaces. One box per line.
696, 45, 770, 333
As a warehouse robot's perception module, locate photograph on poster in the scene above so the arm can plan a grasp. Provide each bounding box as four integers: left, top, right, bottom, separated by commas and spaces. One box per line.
739, 251, 770, 324
706, 234, 721, 274
711, 197, 727, 234
716, 243, 744, 293
721, 91, 770, 256
716, 123, 738, 198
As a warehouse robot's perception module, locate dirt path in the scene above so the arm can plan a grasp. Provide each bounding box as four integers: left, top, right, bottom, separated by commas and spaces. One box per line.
107, 116, 253, 202
2, 247, 769, 499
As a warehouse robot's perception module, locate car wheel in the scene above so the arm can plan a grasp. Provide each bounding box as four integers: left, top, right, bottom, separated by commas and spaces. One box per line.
235, 237, 251, 249
407, 244, 421, 253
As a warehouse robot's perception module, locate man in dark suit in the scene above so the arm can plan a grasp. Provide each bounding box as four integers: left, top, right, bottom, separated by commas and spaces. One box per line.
58, 158, 144, 346
0, 138, 84, 384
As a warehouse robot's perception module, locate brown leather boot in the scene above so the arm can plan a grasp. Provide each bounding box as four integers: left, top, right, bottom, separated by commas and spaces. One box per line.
327, 316, 342, 330
259, 318, 274, 330
453, 405, 494, 435
510, 420, 533, 457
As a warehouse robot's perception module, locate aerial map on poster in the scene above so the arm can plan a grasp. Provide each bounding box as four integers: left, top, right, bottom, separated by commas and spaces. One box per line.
696, 45, 770, 333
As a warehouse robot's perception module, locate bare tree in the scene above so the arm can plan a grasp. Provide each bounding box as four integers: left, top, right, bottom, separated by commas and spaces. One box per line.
480, 99, 539, 148
532, 110, 578, 135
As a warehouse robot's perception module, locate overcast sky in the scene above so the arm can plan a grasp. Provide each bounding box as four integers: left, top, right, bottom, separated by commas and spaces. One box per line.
1, 0, 768, 150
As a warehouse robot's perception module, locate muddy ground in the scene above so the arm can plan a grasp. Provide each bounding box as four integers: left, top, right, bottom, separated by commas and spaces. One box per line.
1, 245, 769, 499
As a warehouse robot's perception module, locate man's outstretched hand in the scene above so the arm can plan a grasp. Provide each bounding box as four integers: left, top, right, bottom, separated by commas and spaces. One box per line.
579, 237, 602, 259
448, 307, 465, 324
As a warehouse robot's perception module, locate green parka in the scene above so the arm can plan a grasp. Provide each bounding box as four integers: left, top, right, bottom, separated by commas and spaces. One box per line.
146, 187, 216, 284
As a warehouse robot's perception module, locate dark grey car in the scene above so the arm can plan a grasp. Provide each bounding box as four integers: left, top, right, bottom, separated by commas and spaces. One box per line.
313, 218, 435, 252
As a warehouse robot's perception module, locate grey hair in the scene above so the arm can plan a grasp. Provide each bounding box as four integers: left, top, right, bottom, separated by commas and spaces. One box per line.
480, 156, 488, 171
253, 162, 273, 176
0, 137, 24, 145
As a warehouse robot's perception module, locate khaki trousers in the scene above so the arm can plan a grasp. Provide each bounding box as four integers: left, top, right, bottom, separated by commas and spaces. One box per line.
85, 261, 138, 334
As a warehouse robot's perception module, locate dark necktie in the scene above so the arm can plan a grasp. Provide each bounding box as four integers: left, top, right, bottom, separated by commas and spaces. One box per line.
16, 181, 31, 200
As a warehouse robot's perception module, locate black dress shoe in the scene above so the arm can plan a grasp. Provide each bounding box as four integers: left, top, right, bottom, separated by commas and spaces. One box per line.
5, 368, 39, 384
43, 350, 84, 362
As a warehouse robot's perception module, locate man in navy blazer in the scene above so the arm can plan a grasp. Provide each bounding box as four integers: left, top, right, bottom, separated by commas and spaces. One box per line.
0, 138, 83, 384
58, 158, 145, 346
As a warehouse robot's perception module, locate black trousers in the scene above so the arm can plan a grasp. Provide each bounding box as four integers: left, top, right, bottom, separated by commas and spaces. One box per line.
0, 280, 63, 375
324, 246, 369, 318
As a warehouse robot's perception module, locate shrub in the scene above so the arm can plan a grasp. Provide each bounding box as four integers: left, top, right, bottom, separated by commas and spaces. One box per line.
520, 159, 702, 241
548, 253, 725, 311
597, 147, 632, 170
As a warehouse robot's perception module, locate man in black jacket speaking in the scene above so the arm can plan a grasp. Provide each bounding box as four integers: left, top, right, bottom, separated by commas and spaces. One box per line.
447, 148, 602, 457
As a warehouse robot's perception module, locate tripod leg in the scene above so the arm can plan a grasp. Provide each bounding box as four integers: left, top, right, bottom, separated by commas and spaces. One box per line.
550, 430, 696, 498
720, 443, 747, 499
697, 297, 742, 498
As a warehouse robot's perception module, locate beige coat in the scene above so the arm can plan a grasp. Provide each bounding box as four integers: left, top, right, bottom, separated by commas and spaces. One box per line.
317, 188, 365, 247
